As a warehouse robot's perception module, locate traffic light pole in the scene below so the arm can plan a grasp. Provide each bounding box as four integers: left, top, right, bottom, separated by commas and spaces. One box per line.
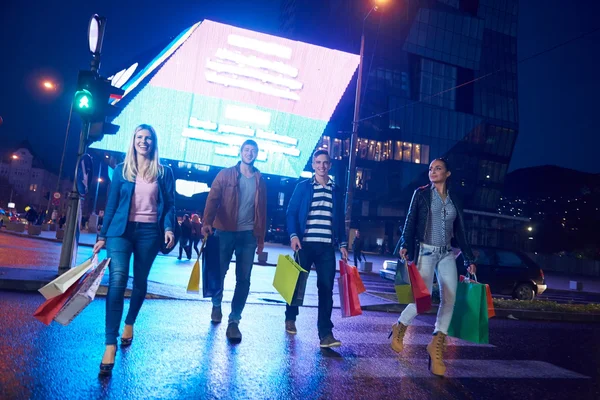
58, 120, 90, 274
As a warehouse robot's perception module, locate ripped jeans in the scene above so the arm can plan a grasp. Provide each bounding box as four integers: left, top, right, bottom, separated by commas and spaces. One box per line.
399, 243, 458, 335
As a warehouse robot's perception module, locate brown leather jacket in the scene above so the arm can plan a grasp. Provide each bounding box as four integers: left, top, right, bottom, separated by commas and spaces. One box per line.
203, 162, 267, 246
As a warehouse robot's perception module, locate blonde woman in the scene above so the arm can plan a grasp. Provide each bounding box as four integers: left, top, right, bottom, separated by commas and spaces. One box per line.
93, 124, 176, 376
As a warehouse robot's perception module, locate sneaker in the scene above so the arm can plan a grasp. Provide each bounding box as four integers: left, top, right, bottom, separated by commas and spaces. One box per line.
319, 334, 341, 348
211, 306, 222, 323
285, 320, 297, 334
226, 322, 242, 342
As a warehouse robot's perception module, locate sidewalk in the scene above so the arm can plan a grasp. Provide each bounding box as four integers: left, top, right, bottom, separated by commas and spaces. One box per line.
3, 228, 600, 295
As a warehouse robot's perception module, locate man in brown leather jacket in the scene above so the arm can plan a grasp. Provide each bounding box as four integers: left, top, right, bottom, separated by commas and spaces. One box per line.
202, 139, 267, 342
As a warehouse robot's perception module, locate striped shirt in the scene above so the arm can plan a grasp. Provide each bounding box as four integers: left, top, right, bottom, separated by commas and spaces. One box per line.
303, 178, 334, 244
424, 185, 457, 247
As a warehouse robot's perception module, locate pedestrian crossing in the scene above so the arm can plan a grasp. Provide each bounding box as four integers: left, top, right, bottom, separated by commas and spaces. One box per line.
326, 314, 590, 380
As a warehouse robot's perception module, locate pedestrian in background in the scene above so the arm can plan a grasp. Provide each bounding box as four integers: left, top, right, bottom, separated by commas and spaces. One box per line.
178, 214, 192, 260
285, 149, 348, 348
352, 230, 366, 267
390, 158, 476, 377
190, 213, 203, 257
93, 124, 176, 376
202, 139, 267, 342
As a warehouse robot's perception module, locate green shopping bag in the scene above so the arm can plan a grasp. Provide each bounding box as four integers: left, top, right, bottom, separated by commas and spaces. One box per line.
447, 277, 489, 344
394, 260, 413, 304
273, 254, 308, 305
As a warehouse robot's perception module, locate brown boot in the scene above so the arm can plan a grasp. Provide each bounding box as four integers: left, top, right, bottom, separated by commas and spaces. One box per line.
426, 332, 447, 377
389, 322, 408, 353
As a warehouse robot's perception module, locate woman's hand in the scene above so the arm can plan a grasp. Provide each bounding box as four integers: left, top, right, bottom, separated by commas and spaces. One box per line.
467, 264, 477, 275
165, 231, 175, 249
93, 240, 105, 254
399, 248, 408, 260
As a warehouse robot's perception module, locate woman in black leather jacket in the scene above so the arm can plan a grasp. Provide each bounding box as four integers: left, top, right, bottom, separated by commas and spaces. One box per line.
390, 158, 476, 377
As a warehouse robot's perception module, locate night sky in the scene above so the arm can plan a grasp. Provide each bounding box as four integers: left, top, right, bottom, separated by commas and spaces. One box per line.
0, 0, 598, 177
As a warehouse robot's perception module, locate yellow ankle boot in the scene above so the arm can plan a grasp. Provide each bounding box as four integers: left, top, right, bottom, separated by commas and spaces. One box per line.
426, 332, 447, 377
389, 323, 408, 353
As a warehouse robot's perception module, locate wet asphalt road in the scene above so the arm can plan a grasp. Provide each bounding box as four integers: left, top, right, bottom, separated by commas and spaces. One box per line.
0, 291, 598, 400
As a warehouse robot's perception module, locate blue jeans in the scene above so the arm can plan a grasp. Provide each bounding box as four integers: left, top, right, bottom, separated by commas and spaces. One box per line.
285, 242, 336, 339
212, 230, 257, 324
399, 243, 458, 335
105, 222, 160, 345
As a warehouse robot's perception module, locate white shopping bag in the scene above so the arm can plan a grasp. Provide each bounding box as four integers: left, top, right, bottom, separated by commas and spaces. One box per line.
54, 258, 110, 326
38, 255, 97, 299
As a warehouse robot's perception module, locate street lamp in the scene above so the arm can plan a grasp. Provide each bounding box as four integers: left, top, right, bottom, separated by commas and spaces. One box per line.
344, 1, 385, 234
42, 80, 56, 90
11, 154, 18, 160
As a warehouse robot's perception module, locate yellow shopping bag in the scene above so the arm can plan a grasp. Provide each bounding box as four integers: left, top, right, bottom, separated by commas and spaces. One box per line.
187, 237, 207, 294
187, 258, 201, 294
395, 284, 414, 304
273, 254, 308, 305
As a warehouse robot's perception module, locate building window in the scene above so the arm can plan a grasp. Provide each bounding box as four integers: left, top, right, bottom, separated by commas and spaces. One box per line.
393, 141, 430, 164
29, 184, 37, 192
419, 59, 457, 110
355, 167, 372, 190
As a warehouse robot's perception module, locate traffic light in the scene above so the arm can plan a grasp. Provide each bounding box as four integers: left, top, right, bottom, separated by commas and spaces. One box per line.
73, 71, 97, 117
72, 70, 124, 144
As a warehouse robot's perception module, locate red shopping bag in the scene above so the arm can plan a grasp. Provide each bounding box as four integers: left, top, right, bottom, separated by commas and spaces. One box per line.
339, 259, 366, 294
33, 276, 83, 325
407, 261, 432, 314
338, 260, 362, 317
459, 274, 495, 319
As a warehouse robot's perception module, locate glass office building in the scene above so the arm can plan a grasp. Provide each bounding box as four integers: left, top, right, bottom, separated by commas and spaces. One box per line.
280, 0, 527, 251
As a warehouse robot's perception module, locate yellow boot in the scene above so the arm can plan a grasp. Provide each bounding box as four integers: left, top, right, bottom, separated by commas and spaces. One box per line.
426, 332, 447, 377
389, 323, 408, 353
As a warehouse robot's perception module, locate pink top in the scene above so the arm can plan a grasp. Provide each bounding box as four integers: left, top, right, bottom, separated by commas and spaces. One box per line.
129, 176, 159, 223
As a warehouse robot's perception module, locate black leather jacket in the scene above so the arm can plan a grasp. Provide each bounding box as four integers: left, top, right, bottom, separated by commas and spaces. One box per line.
394, 185, 475, 268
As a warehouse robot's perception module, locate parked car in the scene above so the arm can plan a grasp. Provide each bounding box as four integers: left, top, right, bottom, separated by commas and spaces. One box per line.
380, 246, 547, 300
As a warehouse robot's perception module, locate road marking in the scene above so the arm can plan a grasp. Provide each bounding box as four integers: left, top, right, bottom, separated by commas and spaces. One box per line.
322, 358, 589, 379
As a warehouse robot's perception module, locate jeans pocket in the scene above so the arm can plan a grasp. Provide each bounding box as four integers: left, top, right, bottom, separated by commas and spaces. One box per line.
421, 250, 433, 256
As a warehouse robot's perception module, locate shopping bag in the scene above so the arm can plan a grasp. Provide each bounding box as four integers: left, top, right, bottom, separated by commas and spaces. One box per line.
290, 264, 309, 307
394, 260, 410, 285
339, 259, 366, 294
458, 274, 495, 319
187, 235, 206, 295
485, 284, 496, 318
338, 270, 362, 317
407, 260, 432, 313
38, 255, 97, 299
447, 276, 490, 344
202, 235, 222, 298
395, 284, 414, 304
54, 258, 110, 326
351, 266, 366, 294
34, 277, 83, 325
273, 253, 308, 305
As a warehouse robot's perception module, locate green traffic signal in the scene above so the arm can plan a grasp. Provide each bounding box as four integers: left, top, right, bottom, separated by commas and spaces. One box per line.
74, 89, 93, 115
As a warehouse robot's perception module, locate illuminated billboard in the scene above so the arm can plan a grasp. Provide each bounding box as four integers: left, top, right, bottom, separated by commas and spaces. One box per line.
91, 20, 360, 178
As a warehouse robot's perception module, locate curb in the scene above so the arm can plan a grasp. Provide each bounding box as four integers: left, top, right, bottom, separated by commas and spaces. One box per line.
0, 229, 95, 248
0, 268, 171, 300
361, 302, 600, 323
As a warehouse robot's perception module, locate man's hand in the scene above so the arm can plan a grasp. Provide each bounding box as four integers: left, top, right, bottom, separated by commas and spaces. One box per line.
256, 243, 264, 255
340, 247, 348, 260
164, 231, 175, 249
93, 239, 105, 254
201, 224, 213, 236
290, 237, 301, 252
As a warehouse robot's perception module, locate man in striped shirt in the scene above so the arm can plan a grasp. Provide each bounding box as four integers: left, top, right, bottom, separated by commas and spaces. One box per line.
285, 150, 348, 348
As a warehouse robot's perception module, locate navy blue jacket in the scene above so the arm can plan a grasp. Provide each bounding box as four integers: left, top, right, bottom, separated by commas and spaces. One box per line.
99, 163, 176, 242
286, 178, 347, 248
